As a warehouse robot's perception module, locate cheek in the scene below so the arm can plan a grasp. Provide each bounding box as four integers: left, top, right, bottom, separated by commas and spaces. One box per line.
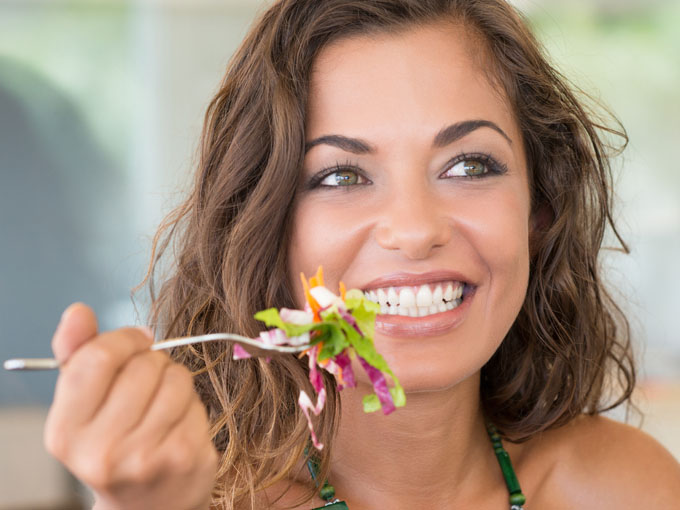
470, 190, 531, 341
287, 196, 369, 308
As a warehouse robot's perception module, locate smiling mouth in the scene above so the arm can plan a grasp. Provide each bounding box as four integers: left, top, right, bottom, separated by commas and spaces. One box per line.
363, 281, 470, 317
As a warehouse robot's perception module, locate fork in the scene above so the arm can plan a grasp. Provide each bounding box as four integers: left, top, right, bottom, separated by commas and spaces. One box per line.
3, 333, 311, 371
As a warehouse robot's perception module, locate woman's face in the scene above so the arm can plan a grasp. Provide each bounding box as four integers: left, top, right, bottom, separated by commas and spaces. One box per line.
288, 23, 532, 392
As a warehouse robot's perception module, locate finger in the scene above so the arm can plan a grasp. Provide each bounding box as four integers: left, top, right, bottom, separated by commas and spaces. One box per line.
116, 398, 214, 492
49, 327, 154, 434
52, 302, 99, 363
127, 363, 197, 448
89, 350, 172, 436
155, 398, 214, 480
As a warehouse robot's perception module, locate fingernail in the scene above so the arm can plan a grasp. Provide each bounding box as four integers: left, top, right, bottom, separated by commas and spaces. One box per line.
135, 325, 155, 340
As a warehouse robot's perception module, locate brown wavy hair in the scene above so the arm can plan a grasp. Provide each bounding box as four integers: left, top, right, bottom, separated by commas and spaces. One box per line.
138, 0, 635, 508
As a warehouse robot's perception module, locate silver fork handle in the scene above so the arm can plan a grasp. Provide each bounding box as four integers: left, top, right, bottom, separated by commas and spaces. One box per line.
3, 333, 310, 371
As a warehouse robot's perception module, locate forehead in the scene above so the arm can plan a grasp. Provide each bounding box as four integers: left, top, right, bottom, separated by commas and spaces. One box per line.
306, 22, 518, 145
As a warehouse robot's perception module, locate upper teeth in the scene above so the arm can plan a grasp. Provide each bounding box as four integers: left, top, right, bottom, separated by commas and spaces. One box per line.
363, 282, 465, 317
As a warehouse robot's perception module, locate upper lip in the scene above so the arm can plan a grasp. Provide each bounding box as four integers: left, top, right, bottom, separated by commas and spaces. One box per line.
361, 270, 474, 291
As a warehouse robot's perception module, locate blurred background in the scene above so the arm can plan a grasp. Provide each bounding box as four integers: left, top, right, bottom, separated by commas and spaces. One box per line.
0, 0, 678, 507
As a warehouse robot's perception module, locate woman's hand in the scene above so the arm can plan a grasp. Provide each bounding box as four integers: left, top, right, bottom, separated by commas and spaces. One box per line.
44, 303, 218, 510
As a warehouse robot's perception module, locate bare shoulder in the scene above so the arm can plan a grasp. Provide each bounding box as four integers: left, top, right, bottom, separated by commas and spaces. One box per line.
526, 415, 680, 509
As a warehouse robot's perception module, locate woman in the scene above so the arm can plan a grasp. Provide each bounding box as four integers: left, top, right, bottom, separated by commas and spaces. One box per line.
45, 1, 680, 509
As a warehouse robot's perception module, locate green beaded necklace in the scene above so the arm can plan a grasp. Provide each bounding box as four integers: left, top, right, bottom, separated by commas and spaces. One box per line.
306, 423, 526, 509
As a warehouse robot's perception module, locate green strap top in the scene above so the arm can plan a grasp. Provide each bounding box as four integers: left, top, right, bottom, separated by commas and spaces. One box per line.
307, 423, 526, 509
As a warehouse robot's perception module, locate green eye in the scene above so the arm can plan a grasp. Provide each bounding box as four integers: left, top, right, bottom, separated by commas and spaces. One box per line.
444, 159, 488, 177
440, 153, 508, 180
320, 169, 360, 186
462, 160, 486, 176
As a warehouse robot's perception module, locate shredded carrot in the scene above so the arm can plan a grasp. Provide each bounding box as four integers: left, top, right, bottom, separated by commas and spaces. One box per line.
339, 281, 346, 301
300, 271, 309, 293
337, 366, 345, 386
300, 271, 321, 321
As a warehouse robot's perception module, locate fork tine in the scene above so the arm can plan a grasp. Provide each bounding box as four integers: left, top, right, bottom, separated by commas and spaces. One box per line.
150, 333, 310, 354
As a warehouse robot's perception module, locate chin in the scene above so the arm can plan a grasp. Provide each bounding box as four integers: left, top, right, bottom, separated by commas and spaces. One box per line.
392, 360, 481, 394
347, 346, 485, 396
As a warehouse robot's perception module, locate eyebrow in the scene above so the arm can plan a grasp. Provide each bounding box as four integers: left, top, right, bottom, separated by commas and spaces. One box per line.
304, 119, 513, 154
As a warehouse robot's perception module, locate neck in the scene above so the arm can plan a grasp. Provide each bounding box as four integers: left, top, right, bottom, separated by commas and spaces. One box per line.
328, 373, 499, 507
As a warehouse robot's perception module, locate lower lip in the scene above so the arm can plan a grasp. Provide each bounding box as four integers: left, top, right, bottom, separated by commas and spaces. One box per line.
374, 287, 475, 338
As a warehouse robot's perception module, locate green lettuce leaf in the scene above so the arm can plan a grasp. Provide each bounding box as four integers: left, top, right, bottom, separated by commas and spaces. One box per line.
362, 394, 381, 413
390, 385, 406, 408
253, 308, 285, 329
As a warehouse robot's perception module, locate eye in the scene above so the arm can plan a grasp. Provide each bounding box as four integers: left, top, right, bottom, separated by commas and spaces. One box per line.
440, 153, 508, 180
320, 169, 358, 186
443, 158, 489, 178
316, 167, 368, 187
306, 163, 370, 190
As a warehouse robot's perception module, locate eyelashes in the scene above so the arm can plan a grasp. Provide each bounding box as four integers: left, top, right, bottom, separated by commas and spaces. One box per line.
441, 152, 509, 179
305, 152, 509, 190
305, 159, 369, 190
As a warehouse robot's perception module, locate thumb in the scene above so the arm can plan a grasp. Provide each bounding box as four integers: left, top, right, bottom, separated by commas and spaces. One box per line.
52, 302, 99, 363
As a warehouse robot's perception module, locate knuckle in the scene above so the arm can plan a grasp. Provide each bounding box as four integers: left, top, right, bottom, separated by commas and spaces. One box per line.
118, 327, 154, 348
127, 352, 160, 374
57, 364, 85, 389
167, 362, 193, 383
145, 350, 171, 372
83, 343, 117, 370
165, 363, 196, 396
149, 349, 170, 365
165, 435, 196, 474
124, 450, 159, 485
75, 449, 115, 490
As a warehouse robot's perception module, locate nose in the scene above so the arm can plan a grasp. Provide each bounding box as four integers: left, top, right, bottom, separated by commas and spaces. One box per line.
373, 185, 452, 260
